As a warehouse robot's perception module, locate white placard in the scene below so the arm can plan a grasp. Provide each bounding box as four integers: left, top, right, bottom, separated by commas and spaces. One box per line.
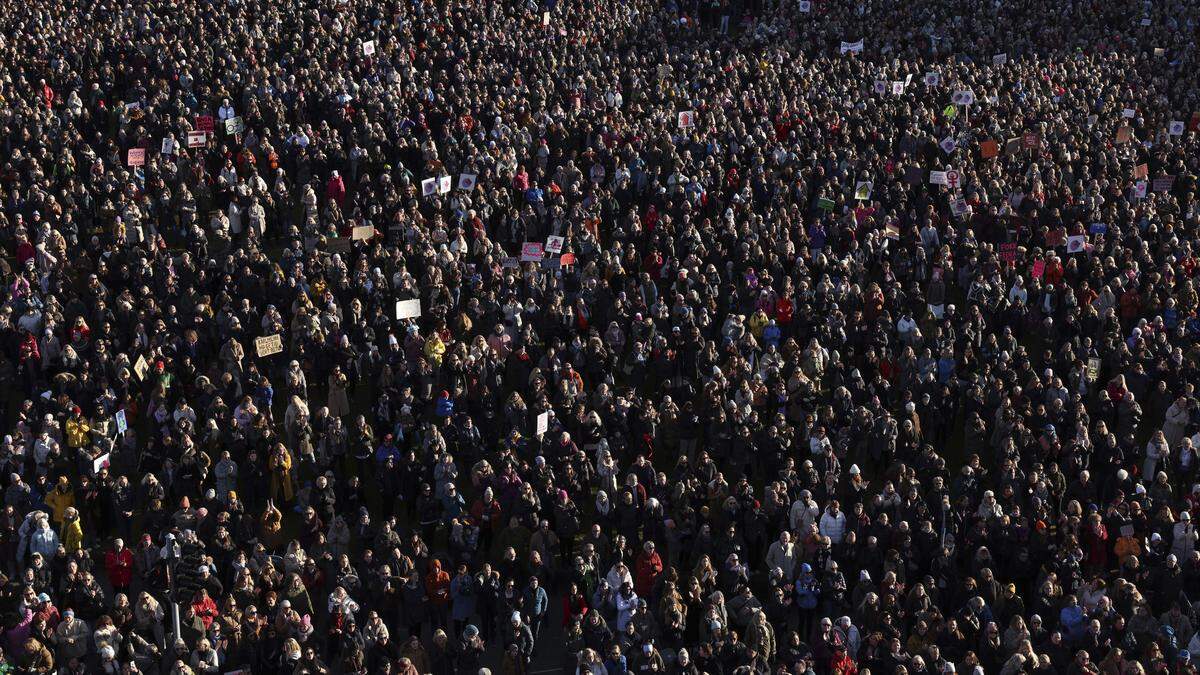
458, 173, 477, 191
421, 178, 437, 196
677, 111, 695, 128
161, 138, 175, 155
93, 453, 111, 475
546, 235, 565, 254
362, 40, 376, 56
839, 40, 864, 54
951, 89, 975, 106
438, 175, 452, 194
1169, 120, 1185, 136
187, 131, 206, 148
536, 411, 550, 436
924, 72, 939, 86
255, 334, 284, 357
395, 299, 422, 319
798, 0, 811, 11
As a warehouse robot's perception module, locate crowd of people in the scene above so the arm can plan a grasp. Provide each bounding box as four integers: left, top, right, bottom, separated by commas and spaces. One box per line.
1, 0, 1200, 672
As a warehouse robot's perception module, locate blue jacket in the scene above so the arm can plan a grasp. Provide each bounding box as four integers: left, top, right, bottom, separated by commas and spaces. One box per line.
522, 585, 549, 619
450, 574, 476, 621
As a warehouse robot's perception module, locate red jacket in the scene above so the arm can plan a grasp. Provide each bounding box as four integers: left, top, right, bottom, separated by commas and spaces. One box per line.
562, 593, 589, 626
425, 561, 451, 606
190, 595, 218, 629
104, 547, 134, 588
634, 550, 663, 597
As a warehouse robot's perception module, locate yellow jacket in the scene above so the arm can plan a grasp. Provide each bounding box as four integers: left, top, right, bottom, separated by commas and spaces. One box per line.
45, 488, 75, 525
61, 519, 83, 553
748, 311, 770, 338
424, 336, 446, 366
64, 419, 90, 448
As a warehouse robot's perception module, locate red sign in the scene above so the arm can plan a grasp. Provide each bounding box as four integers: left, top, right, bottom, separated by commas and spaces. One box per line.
195, 115, 215, 132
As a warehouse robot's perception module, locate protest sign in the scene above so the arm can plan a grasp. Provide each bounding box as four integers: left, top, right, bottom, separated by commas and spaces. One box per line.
362, 40, 375, 56
839, 40, 864, 54
545, 235, 565, 254
127, 148, 146, 166
255, 334, 284, 357
677, 111, 695, 128
195, 115, 215, 132
133, 355, 149, 380
1000, 242, 1017, 263
187, 131, 207, 147
351, 225, 374, 241
326, 238, 352, 254
520, 242, 545, 261
1066, 235, 1087, 254
395, 299, 422, 319
421, 178, 437, 196
438, 175, 452, 194
854, 181, 873, 201
458, 173, 477, 191
1153, 175, 1176, 192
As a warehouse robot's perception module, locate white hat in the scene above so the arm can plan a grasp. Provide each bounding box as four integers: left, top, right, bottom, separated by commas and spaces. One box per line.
849, 465, 861, 476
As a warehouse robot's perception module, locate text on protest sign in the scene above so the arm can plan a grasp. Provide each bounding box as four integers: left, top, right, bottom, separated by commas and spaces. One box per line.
255, 334, 284, 357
